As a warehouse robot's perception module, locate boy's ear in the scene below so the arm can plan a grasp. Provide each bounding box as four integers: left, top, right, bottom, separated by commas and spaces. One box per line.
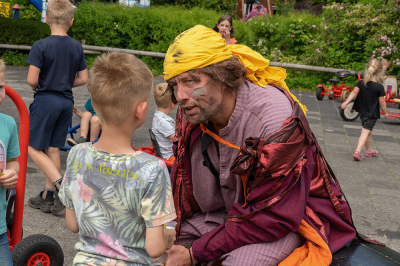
135, 101, 148, 122
68, 18, 74, 27
45, 16, 50, 26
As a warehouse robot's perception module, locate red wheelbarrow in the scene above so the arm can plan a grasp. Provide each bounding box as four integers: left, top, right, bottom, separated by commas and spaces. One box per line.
5, 85, 64, 266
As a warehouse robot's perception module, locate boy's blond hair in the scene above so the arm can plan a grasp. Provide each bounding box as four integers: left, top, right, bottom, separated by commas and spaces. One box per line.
0, 59, 5, 73
47, 0, 74, 29
89, 52, 153, 125
154, 83, 173, 109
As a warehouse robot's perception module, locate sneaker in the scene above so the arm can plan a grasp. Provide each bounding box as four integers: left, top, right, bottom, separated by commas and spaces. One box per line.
67, 136, 87, 147
66, 138, 78, 146
50, 191, 65, 215
365, 149, 379, 157
28, 192, 54, 213
353, 150, 362, 162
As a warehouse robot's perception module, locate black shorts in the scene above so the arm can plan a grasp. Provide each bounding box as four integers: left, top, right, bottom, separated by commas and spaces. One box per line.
29, 94, 73, 149
360, 115, 377, 131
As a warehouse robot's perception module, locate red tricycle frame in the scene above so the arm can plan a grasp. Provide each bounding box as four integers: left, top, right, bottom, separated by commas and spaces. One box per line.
5, 85, 64, 265
316, 71, 361, 102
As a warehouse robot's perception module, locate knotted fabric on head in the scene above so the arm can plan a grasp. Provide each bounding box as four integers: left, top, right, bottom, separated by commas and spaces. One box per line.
163, 25, 307, 115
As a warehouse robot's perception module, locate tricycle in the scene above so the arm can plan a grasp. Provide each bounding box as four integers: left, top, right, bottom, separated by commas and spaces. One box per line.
316, 70, 360, 101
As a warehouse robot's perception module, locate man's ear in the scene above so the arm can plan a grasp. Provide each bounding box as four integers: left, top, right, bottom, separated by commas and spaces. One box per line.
135, 101, 148, 121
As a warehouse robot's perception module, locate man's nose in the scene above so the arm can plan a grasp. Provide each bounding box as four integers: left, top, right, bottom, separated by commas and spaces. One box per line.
174, 85, 190, 103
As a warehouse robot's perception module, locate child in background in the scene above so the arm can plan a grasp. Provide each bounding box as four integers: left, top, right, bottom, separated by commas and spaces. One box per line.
212, 15, 237, 45
381, 59, 391, 81
152, 83, 176, 160
341, 59, 388, 161
67, 86, 101, 146
26, 0, 88, 215
0, 60, 20, 266
59, 52, 176, 265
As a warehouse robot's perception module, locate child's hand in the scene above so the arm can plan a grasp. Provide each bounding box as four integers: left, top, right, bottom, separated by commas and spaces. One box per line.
73, 105, 78, 113
164, 228, 176, 250
384, 112, 389, 119
341, 102, 348, 109
0, 169, 18, 189
31, 86, 36, 91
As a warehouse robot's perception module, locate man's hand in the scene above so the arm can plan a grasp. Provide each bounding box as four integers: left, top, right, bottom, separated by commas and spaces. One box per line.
165, 245, 198, 266
341, 102, 348, 109
164, 228, 177, 250
0, 169, 18, 188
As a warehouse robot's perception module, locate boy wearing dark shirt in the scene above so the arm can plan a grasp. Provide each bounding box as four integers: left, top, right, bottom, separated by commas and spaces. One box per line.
26, 0, 88, 215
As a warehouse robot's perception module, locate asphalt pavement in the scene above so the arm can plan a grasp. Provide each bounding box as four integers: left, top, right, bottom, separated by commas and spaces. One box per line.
1, 65, 400, 265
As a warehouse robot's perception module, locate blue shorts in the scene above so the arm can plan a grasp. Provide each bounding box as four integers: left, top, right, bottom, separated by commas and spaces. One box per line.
29, 94, 73, 149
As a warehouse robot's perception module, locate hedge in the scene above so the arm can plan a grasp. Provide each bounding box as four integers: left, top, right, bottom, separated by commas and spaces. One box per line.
1, 0, 399, 90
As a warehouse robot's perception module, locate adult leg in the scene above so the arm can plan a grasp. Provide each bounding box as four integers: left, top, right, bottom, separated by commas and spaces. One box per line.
220, 232, 304, 266
90, 115, 101, 141
80, 111, 92, 139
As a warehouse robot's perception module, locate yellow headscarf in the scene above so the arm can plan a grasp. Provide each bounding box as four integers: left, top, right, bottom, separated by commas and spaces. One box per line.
163, 25, 307, 115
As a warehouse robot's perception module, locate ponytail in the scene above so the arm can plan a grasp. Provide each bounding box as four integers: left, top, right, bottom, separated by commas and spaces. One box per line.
363, 59, 383, 85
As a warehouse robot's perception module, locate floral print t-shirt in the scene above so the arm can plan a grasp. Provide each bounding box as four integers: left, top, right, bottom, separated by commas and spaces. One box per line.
59, 143, 176, 266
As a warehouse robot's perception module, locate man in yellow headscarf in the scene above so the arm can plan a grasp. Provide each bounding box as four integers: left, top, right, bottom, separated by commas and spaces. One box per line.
164, 25, 356, 266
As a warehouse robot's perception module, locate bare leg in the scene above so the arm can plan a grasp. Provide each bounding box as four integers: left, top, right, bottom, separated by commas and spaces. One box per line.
356, 128, 371, 152
28, 146, 62, 189
364, 130, 373, 152
80, 111, 92, 139
90, 116, 102, 141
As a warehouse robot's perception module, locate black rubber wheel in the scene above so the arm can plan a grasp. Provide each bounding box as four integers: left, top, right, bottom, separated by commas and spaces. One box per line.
341, 90, 350, 102
11, 234, 64, 266
316, 87, 324, 100
340, 102, 359, 121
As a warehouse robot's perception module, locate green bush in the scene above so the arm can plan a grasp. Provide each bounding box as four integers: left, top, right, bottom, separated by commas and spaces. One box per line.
1, 1, 399, 90
70, 3, 222, 73
0, 17, 50, 45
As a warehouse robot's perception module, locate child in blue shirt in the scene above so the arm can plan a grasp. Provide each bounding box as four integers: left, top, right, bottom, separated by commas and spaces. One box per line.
26, 0, 88, 215
67, 86, 102, 146
0, 60, 20, 266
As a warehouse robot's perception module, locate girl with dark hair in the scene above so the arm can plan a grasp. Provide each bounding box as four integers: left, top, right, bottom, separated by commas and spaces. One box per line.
212, 15, 237, 45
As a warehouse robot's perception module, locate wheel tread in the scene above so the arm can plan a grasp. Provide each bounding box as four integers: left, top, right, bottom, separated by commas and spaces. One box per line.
11, 234, 64, 266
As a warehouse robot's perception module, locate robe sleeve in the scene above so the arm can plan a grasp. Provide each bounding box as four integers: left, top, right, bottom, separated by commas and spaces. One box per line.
191, 150, 316, 262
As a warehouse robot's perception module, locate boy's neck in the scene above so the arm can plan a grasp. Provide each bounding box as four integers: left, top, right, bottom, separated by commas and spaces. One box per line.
50, 27, 69, 36
157, 107, 172, 116
93, 123, 137, 155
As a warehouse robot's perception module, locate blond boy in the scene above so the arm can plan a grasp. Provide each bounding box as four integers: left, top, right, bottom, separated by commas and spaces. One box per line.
152, 83, 176, 160
26, 0, 88, 215
58, 52, 176, 265
382, 59, 391, 81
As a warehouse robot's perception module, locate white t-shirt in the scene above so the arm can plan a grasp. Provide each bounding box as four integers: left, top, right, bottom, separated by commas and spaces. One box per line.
151, 110, 175, 160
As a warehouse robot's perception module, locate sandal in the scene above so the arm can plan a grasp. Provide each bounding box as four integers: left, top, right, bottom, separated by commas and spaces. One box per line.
353, 150, 362, 161
365, 149, 379, 157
